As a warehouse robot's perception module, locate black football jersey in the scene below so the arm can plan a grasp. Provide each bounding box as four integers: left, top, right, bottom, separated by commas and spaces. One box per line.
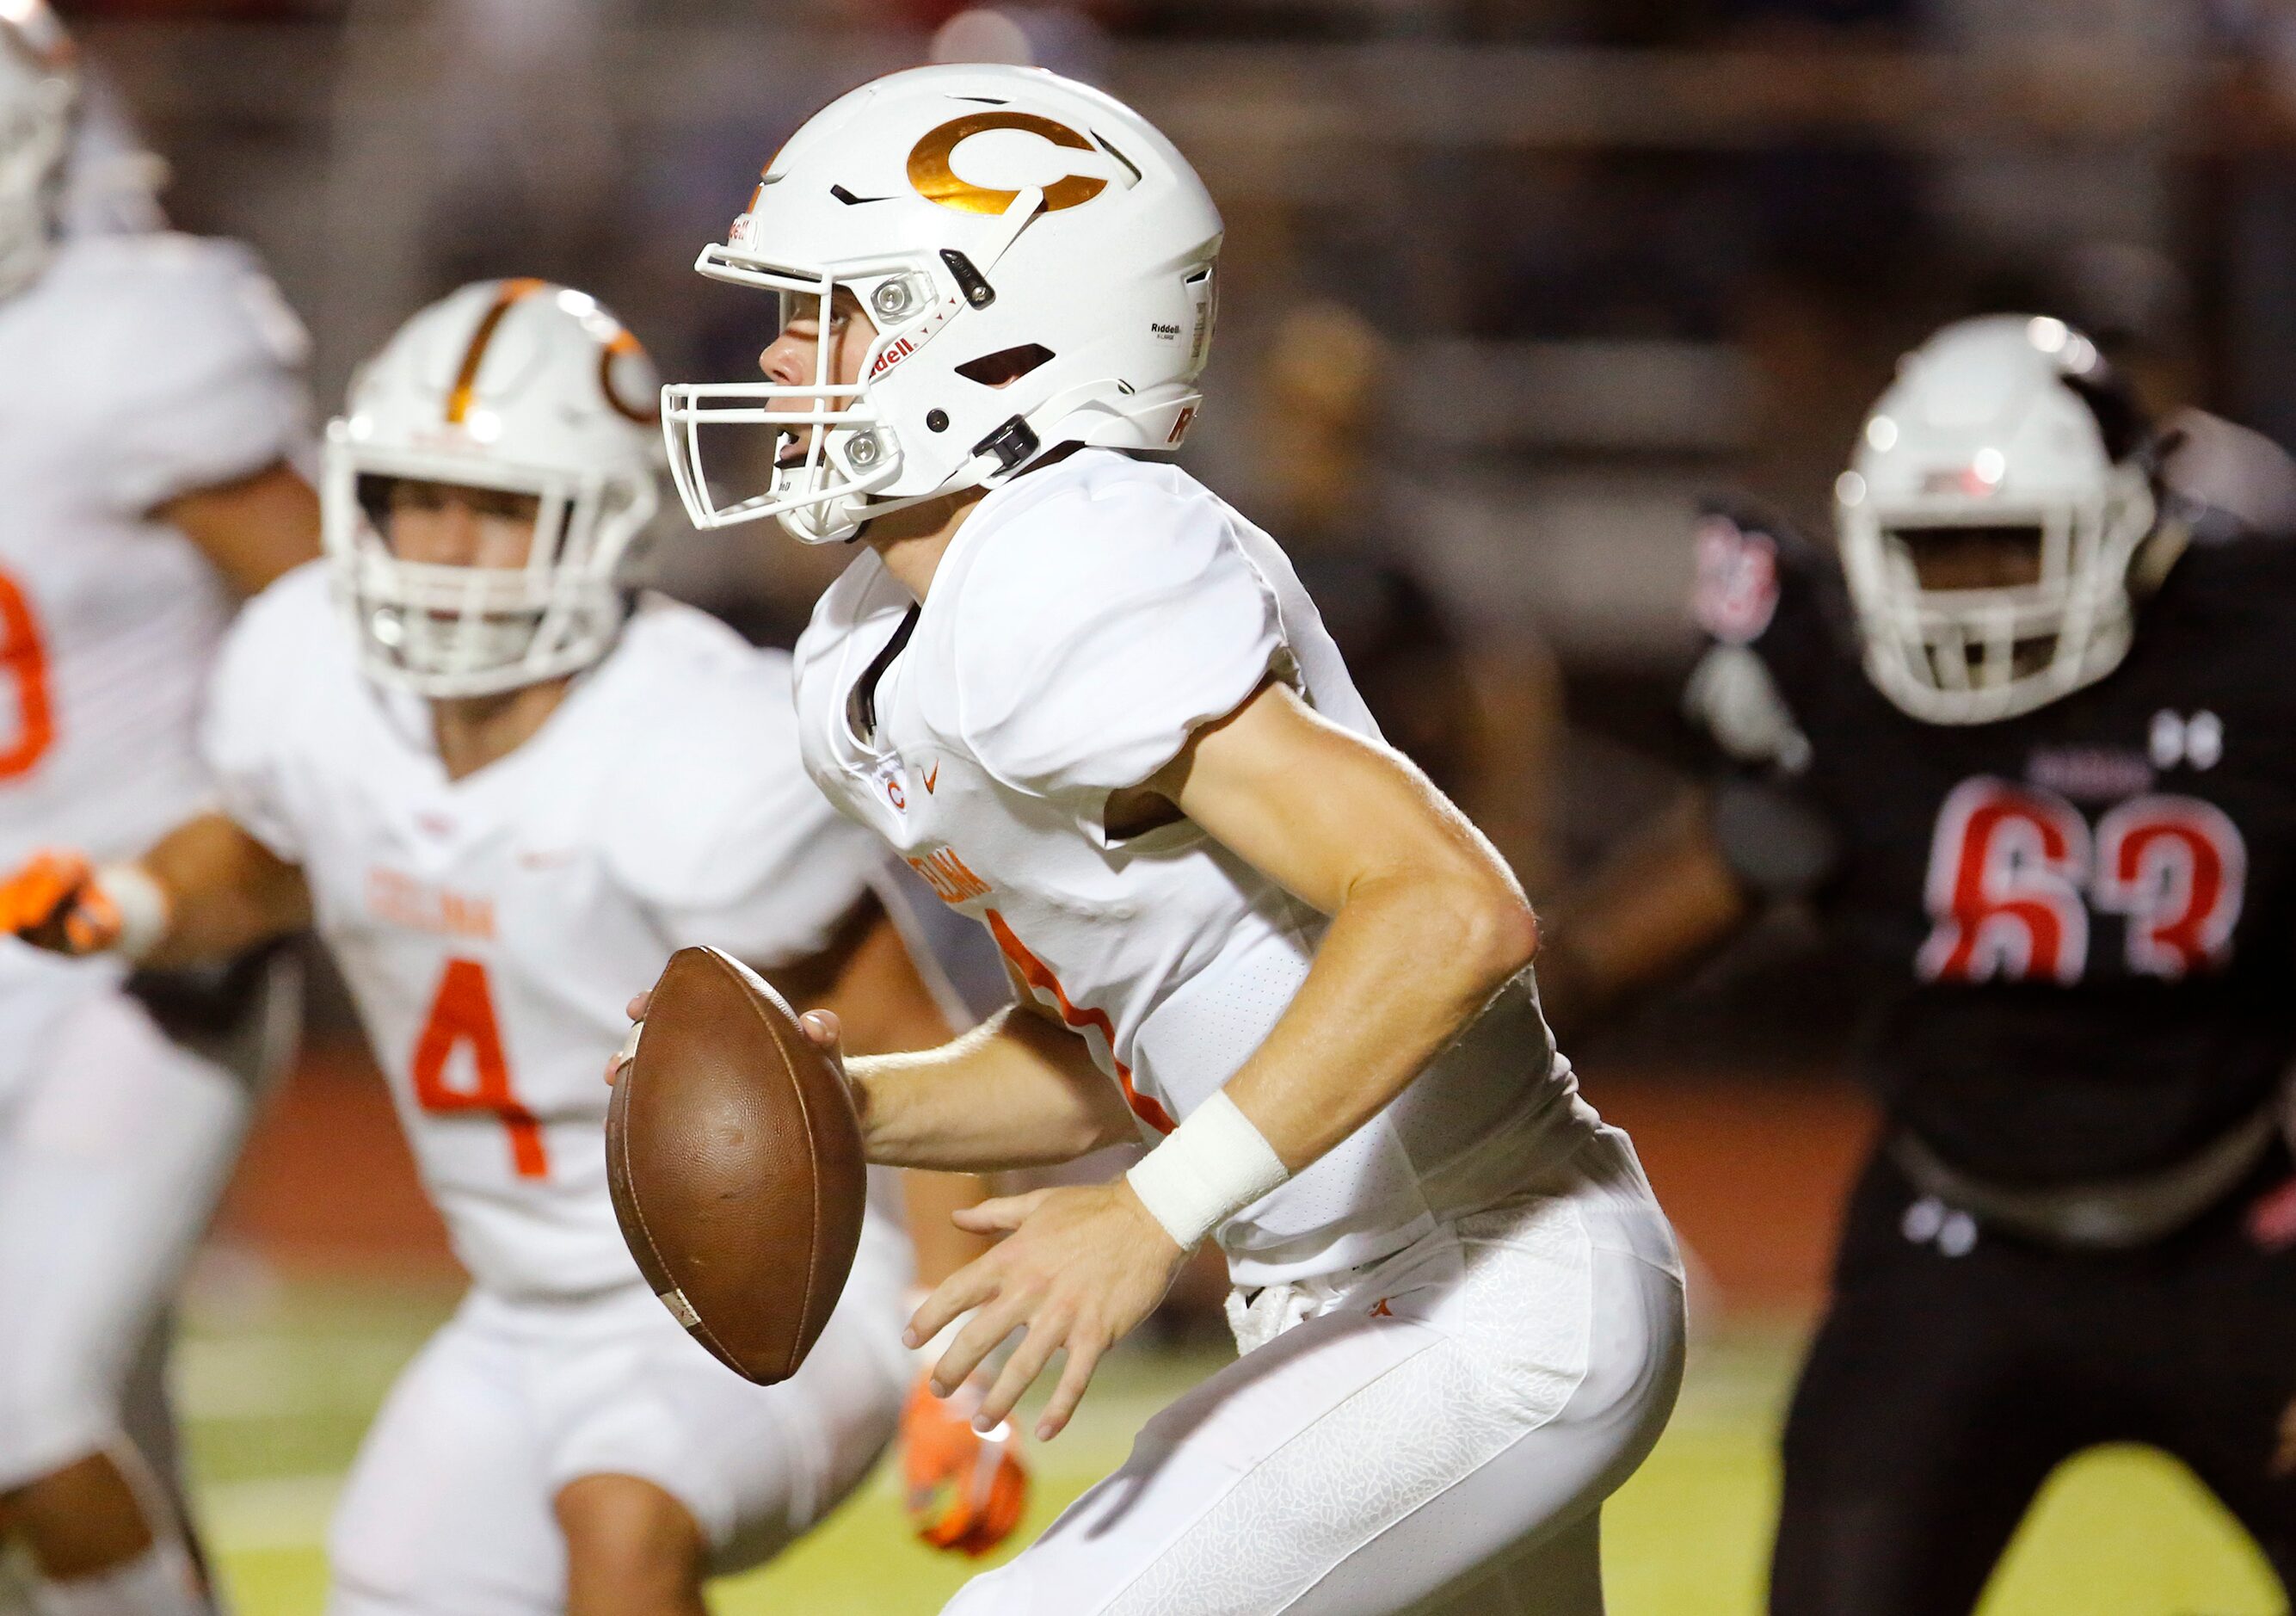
1690, 501, 2296, 1187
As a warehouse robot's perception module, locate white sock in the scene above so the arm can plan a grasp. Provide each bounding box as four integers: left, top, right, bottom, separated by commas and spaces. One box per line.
30, 1540, 206, 1616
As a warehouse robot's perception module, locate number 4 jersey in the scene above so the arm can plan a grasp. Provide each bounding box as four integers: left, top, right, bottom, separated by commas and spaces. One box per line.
204, 565, 902, 1299
1689, 501, 2296, 1187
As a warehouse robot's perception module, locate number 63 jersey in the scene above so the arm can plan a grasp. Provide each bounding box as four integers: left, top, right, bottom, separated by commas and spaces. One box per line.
201, 565, 899, 1299
1690, 501, 2296, 1188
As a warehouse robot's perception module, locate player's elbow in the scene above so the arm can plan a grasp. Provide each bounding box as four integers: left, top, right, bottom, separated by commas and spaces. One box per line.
1419, 870, 1540, 999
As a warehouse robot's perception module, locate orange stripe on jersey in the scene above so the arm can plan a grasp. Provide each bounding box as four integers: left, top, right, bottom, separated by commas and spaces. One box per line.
445, 278, 547, 425
984, 909, 1174, 1135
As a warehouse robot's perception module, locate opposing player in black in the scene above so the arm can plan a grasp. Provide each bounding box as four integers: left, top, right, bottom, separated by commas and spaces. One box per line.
1536, 313, 2296, 1613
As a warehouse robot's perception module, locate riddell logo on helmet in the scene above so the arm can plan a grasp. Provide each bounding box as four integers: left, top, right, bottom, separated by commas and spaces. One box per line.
908, 113, 1110, 216
1149, 323, 1181, 340
870, 334, 920, 379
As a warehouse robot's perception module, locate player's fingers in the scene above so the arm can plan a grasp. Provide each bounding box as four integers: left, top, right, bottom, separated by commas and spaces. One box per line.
603, 1015, 644, 1088
951, 1189, 1052, 1234
625, 990, 650, 1021
976, 1310, 1066, 1432
1035, 1332, 1105, 1441
798, 1008, 843, 1055
905, 1258, 1002, 1350
932, 1296, 1025, 1396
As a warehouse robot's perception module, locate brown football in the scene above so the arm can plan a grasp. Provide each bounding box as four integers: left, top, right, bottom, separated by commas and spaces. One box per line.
605, 945, 868, 1384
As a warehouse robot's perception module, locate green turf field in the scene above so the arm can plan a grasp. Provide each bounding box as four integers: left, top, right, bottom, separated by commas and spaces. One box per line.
179, 1274, 2286, 1614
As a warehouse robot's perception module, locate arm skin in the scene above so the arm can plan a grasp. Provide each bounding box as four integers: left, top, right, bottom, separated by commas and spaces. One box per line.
154, 460, 323, 599
137, 812, 313, 970
853, 677, 1544, 1440
1528, 787, 1757, 1045
845, 1002, 1138, 1174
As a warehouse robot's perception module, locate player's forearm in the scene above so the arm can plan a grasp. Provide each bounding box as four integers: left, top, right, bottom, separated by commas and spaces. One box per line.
1221, 865, 1537, 1175
1531, 791, 1753, 1042
850, 1006, 1137, 1172
137, 812, 311, 969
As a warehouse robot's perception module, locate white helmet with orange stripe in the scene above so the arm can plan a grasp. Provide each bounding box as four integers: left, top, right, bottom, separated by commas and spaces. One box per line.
323, 278, 663, 696
0, 0, 77, 299
661, 62, 1222, 544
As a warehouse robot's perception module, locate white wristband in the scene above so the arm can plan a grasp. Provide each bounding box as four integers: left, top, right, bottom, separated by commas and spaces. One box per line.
95, 863, 170, 964
1123, 1091, 1290, 1251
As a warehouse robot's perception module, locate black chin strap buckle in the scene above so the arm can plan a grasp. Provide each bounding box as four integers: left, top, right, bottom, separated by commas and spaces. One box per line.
971, 415, 1039, 476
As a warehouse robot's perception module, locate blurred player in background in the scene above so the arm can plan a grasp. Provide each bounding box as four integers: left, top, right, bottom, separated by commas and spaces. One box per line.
657, 64, 1683, 1613
1536, 314, 2296, 1613
3, 281, 1022, 1614
0, 5, 319, 1612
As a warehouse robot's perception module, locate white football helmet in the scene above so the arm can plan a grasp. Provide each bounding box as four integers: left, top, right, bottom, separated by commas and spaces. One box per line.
662, 63, 1222, 544
323, 279, 663, 697
1837, 314, 2159, 725
0, 0, 76, 300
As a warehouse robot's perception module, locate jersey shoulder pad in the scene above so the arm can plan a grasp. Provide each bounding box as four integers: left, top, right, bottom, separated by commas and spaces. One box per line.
209, 559, 337, 727
594, 598, 805, 865
62, 234, 312, 512
594, 600, 877, 960
1685, 497, 1850, 762
943, 453, 1284, 799
70, 234, 309, 404
200, 560, 338, 859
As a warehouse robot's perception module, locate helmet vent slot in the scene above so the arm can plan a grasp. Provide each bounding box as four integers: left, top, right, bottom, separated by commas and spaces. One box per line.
956, 344, 1056, 388
1093, 133, 1143, 187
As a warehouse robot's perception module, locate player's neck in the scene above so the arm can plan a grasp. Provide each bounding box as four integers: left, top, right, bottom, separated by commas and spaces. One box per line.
428, 676, 574, 782
865, 487, 988, 601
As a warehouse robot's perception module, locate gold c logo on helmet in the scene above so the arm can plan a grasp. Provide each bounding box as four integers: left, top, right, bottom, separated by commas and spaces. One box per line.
908, 114, 1109, 216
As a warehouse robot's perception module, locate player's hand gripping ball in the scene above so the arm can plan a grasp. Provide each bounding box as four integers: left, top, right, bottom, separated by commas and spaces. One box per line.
605, 946, 869, 1384
902, 1367, 1029, 1556
0, 849, 120, 955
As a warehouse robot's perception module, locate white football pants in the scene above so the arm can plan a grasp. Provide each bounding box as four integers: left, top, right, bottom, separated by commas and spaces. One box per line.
325, 1268, 910, 1616
0, 984, 255, 1494
945, 1129, 1685, 1616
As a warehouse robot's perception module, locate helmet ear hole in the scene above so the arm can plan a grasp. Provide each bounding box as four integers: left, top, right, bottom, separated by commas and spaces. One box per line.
955, 343, 1056, 388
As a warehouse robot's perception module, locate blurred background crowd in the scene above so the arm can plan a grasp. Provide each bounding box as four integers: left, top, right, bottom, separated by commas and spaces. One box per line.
46, 1, 2296, 1607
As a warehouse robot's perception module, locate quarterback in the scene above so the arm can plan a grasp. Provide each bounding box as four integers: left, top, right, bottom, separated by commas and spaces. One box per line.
656, 65, 1684, 1613
0, 6, 319, 1612
1538, 315, 2296, 1612
5, 280, 1019, 1614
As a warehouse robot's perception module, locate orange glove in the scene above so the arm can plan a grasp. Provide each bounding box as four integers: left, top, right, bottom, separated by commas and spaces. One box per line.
0, 849, 120, 955
901, 1372, 1028, 1557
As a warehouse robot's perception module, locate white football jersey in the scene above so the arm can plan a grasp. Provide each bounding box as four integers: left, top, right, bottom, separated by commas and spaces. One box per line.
793, 450, 1599, 1287
0, 232, 307, 867
0, 231, 309, 1099
206, 565, 906, 1301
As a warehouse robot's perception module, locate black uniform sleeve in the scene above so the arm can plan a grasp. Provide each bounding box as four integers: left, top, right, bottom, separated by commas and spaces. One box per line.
1684, 498, 1850, 900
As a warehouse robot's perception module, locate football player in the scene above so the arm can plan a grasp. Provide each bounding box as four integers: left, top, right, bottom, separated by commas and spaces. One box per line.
648, 64, 1684, 1613
1532, 314, 2296, 1613
0, 6, 320, 1613
2, 280, 1021, 1614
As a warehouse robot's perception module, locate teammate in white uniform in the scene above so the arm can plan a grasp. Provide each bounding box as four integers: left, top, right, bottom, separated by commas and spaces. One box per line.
655, 64, 1685, 1613
5, 280, 1021, 1613
0, 8, 319, 1612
